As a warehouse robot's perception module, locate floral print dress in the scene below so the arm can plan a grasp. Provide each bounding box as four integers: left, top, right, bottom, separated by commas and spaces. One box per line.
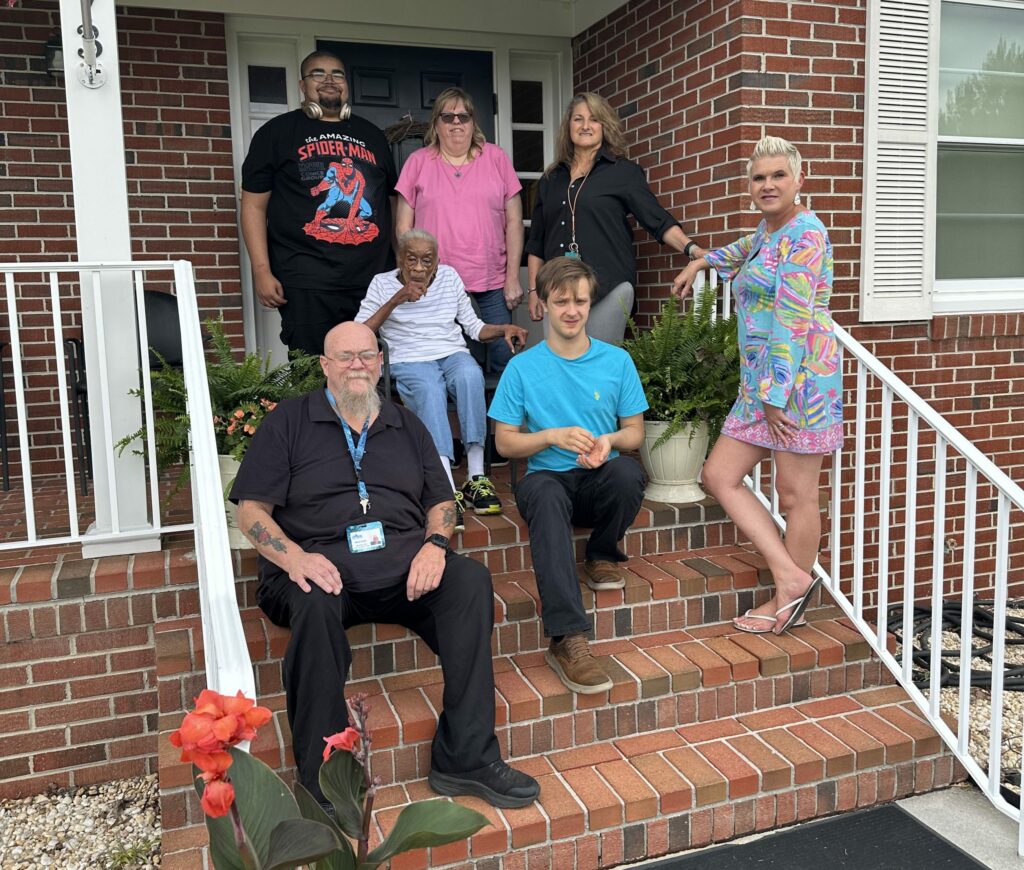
704, 209, 843, 454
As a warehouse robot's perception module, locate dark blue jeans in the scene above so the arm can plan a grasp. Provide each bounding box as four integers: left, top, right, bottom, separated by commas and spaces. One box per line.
515, 456, 646, 637
469, 288, 512, 374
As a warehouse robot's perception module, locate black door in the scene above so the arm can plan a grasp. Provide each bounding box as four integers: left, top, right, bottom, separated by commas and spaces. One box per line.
316, 40, 495, 173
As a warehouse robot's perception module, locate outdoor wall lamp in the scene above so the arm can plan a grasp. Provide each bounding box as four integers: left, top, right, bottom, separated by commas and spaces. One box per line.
44, 32, 63, 79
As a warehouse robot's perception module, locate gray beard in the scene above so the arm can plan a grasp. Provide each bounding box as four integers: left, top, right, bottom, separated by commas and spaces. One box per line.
337, 380, 381, 421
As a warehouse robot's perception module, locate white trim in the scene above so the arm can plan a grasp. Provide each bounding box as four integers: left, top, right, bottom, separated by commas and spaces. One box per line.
933, 278, 1024, 312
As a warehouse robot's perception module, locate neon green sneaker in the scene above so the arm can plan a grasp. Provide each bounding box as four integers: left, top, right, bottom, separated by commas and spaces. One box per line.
461, 475, 502, 515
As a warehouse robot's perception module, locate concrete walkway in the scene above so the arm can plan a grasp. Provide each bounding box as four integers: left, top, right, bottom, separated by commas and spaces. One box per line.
899, 784, 1020, 869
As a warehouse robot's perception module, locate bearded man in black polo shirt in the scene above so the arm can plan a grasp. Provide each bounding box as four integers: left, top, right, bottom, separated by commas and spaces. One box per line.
231, 321, 539, 809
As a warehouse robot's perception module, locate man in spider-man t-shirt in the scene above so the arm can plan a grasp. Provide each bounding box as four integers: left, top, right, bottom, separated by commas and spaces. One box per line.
241, 50, 398, 356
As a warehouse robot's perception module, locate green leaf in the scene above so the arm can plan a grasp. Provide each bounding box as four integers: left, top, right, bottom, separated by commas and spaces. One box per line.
263, 818, 344, 870
197, 747, 300, 869
319, 748, 367, 840
365, 800, 488, 864
293, 783, 357, 870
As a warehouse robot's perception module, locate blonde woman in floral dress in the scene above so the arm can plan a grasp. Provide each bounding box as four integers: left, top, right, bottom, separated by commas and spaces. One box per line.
672, 136, 842, 635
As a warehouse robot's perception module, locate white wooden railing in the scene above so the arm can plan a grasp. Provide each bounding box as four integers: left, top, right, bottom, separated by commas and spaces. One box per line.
0, 260, 254, 698
702, 271, 1024, 855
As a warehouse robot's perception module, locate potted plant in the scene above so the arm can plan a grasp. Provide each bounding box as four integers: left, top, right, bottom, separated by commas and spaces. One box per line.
117, 318, 324, 547
623, 289, 739, 503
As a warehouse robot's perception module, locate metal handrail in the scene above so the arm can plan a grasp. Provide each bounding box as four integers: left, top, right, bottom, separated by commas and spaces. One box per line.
700, 269, 1024, 854
0, 260, 254, 697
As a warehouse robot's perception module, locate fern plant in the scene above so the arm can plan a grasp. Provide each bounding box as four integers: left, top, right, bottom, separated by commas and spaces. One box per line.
116, 318, 323, 489
623, 288, 739, 450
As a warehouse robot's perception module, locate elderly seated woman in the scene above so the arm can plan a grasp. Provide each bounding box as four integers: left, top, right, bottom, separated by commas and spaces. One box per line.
356, 228, 527, 528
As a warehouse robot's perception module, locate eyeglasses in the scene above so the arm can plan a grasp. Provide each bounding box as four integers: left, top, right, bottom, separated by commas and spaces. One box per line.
326, 350, 379, 366
303, 70, 346, 83
439, 112, 472, 125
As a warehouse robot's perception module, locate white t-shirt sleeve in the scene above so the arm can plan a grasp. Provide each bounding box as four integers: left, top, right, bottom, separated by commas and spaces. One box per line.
453, 271, 485, 341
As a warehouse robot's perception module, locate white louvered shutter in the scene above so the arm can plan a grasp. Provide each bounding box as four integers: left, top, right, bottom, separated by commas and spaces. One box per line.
860, 0, 938, 321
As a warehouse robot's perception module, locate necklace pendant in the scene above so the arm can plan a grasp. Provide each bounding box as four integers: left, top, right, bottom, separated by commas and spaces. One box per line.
454, 169, 461, 178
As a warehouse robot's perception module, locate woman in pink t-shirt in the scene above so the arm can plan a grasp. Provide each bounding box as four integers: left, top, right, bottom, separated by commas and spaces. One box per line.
395, 87, 524, 374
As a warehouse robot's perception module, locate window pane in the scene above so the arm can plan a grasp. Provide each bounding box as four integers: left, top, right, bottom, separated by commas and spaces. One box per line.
938, 2, 1024, 138
511, 80, 543, 124
248, 65, 288, 110
936, 146, 1024, 279
512, 130, 544, 173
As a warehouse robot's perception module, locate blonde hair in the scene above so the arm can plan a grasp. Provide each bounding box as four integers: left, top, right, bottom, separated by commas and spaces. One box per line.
424, 87, 486, 155
546, 92, 628, 175
746, 136, 802, 178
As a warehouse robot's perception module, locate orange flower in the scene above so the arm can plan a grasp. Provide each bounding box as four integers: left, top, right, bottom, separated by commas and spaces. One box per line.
234, 409, 245, 419
243, 424, 255, 435
169, 690, 272, 773
322, 727, 360, 762
199, 772, 235, 818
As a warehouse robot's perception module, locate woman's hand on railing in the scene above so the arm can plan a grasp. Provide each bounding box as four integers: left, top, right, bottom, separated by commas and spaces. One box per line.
670, 259, 706, 299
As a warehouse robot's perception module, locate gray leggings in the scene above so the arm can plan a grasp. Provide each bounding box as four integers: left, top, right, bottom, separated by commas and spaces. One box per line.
542, 281, 634, 346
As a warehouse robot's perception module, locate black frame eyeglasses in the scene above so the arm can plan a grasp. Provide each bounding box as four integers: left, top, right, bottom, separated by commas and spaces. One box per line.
439, 112, 472, 125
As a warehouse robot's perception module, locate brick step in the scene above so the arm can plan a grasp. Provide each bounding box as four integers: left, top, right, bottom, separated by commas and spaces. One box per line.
199, 613, 889, 792
357, 685, 962, 870
450, 484, 732, 575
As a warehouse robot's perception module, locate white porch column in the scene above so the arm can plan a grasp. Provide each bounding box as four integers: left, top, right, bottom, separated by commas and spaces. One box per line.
60, 0, 159, 556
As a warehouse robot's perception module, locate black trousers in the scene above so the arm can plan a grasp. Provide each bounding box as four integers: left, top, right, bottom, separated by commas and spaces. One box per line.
257, 552, 500, 801
514, 455, 646, 638
278, 286, 364, 357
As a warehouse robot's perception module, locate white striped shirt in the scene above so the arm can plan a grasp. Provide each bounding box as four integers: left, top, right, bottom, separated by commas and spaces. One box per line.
356, 266, 485, 364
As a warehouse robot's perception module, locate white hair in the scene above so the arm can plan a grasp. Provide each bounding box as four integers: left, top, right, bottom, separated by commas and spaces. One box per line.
397, 228, 438, 254
746, 135, 802, 178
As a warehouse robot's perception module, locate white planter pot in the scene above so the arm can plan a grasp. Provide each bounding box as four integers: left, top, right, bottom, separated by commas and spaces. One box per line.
639, 420, 710, 504
218, 454, 253, 550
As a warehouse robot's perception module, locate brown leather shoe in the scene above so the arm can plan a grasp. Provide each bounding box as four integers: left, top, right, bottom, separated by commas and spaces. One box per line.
545, 633, 613, 694
582, 559, 626, 591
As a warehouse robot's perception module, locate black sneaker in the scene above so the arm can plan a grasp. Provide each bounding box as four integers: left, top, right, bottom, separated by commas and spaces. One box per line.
453, 490, 466, 532
461, 475, 502, 515
428, 760, 539, 808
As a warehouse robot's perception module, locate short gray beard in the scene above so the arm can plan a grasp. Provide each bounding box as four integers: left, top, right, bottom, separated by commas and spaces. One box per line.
336, 378, 381, 421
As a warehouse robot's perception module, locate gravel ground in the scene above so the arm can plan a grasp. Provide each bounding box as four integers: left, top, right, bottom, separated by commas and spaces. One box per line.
0, 775, 160, 869
900, 607, 1024, 801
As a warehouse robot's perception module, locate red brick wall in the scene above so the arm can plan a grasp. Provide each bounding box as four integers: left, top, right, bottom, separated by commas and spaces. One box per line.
0, 0, 244, 482
574, 0, 1024, 604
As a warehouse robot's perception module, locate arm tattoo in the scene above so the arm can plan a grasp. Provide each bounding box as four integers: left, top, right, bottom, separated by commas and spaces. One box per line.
248, 521, 287, 552
440, 505, 456, 530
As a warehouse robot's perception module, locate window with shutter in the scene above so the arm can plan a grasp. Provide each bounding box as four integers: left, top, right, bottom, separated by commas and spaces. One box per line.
862, 0, 1024, 320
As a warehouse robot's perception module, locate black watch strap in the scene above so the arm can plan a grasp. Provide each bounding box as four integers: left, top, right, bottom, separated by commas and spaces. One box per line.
426, 533, 449, 551
683, 240, 697, 258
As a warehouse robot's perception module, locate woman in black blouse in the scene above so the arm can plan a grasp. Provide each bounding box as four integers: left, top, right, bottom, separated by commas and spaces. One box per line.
526, 92, 703, 344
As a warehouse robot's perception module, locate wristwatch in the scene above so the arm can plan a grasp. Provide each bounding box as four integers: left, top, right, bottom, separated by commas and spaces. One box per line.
425, 533, 449, 551
683, 241, 698, 258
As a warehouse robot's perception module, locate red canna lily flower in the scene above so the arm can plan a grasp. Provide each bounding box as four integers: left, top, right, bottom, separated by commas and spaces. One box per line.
322, 727, 360, 762
170, 691, 272, 774
198, 773, 235, 818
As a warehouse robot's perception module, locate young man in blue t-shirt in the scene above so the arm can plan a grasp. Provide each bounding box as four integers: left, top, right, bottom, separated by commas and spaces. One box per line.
488, 258, 648, 694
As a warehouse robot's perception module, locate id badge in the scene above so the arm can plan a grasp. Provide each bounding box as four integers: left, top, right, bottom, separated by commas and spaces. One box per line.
346, 521, 385, 553
563, 250, 581, 260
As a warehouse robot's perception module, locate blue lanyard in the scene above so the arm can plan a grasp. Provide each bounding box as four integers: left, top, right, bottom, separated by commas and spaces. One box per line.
325, 388, 371, 514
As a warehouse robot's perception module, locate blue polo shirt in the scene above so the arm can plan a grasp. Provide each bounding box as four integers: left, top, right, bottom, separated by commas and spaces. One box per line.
488, 339, 648, 474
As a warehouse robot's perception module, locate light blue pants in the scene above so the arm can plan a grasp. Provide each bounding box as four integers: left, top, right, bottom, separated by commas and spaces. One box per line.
391, 352, 487, 461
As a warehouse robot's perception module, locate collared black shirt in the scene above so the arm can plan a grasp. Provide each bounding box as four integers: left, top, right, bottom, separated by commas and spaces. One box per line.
525, 147, 680, 300
229, 389, 452, 592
